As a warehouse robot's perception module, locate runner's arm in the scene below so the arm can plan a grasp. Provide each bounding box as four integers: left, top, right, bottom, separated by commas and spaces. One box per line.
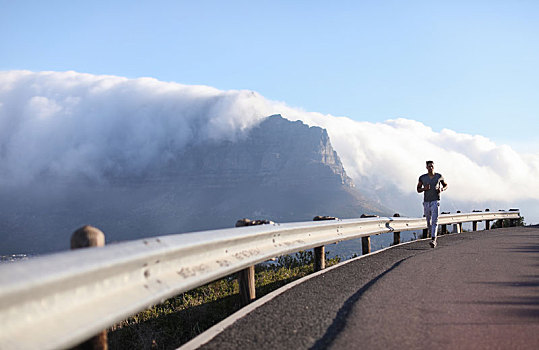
417, 180, 424, 193
439, 179, 448, 192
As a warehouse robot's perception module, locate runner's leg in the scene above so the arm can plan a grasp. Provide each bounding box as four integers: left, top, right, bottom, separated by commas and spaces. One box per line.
423, 202, 431, 236
430, 201, 440, 239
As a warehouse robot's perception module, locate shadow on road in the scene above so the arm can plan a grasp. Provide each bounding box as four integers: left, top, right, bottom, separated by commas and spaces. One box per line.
310, 257, 409, 350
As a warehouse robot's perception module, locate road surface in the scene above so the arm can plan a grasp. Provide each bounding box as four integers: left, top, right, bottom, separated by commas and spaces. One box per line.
191, 226, 539, 349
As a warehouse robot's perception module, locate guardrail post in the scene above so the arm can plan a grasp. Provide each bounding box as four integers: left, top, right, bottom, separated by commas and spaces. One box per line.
313, 216, 337, 271
238, 266, 256, 306
314, 246, 325, 271
361, 214, 378, 254
392, 213, 400, 245
485, 209, 491, 230
234, 219, 261, 306
472, 210, 481, 231
441, 212, 450, 235
362, 236, 371, 255
456, 211, 463, 233
70, 226, 107, 350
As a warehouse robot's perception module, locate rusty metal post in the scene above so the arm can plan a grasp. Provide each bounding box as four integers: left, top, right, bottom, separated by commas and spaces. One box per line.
70, 226, 108, 350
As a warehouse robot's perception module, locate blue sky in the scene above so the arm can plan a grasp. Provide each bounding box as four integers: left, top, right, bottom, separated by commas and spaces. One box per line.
1, 0, 538, 152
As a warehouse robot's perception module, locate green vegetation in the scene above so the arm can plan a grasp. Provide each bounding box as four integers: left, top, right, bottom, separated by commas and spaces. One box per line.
108, 251, 340, 349
491, 216, 525, 229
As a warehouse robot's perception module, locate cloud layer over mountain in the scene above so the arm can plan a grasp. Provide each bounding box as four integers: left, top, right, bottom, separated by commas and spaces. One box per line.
1, 70, 538, 214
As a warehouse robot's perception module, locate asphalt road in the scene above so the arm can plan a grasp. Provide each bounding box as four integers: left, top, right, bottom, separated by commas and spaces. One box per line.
194, 227, 539, 350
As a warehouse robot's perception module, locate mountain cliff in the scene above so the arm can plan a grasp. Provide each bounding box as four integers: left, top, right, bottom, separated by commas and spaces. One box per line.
165, 114, 353, 186
0, 115, 390, 255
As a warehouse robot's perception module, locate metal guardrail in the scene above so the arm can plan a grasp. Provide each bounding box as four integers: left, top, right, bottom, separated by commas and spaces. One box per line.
0, 210, 520, 349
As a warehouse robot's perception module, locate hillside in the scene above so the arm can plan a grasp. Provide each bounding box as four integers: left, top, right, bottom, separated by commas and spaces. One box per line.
0, 115, 391, 255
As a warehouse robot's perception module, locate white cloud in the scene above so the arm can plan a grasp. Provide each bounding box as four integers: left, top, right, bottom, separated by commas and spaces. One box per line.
309, 116, 539, 203
0, 70, 268, 184
1, 70, 538, 210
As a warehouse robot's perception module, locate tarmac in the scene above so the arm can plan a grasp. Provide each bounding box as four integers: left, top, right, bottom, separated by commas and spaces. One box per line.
183, 226, 539, 350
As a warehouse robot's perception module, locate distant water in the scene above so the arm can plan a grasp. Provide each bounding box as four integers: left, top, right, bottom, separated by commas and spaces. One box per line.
324, 230, 421, 260
0, 254, 32, 264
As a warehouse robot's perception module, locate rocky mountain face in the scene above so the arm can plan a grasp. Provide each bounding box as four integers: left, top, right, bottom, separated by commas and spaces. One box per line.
0, 115, 390, 255
166, 114, 353, 187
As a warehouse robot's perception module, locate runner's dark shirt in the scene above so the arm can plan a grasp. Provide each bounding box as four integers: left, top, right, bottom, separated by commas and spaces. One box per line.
419, 173, 444, 202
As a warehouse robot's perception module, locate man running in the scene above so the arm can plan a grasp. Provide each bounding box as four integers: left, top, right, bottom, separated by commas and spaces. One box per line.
417, 160, 448, 247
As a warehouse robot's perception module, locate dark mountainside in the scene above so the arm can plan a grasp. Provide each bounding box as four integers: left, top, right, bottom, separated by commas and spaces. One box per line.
0, 115, 391, 255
